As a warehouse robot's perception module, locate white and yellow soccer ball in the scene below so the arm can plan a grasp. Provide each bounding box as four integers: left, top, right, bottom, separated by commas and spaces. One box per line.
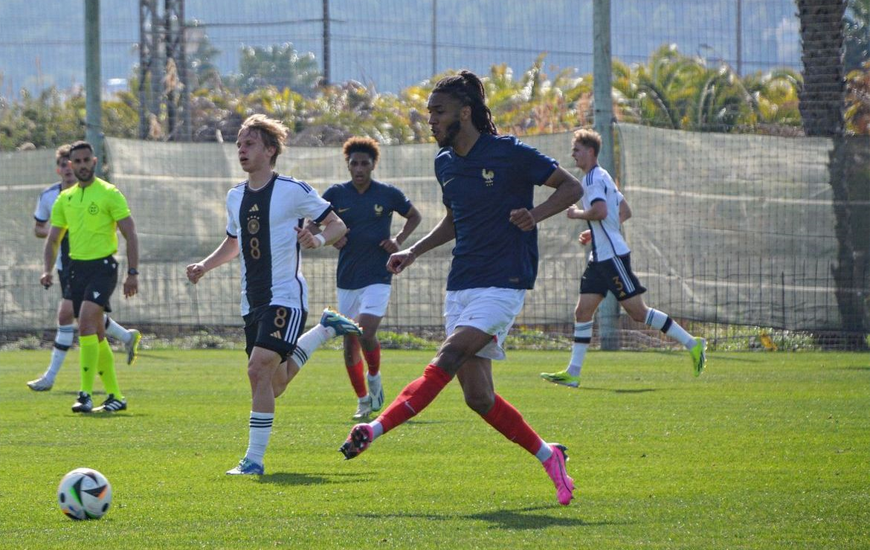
57, 468, 112, 520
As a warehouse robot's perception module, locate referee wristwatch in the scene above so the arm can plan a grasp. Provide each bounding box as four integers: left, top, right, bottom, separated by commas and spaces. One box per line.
127, 268, 139, 276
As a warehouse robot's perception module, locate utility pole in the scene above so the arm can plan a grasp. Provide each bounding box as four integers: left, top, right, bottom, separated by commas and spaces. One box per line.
138, 0, 190, 140
323, 0, 331, 85
85, 0, 103, 175
432, 0, 438, 76
736, 0, 743, 76
164, 0, 190, 140
593, 0, 620, 350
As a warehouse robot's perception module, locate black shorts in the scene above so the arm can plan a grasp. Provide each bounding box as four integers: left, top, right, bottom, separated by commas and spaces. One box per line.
243, 305, 307, 362
68, 256, 118, 317
580, 253, 647, 301
57, 268, 73, 301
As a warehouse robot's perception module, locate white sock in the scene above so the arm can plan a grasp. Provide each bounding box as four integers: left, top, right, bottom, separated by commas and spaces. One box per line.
535, 441, 553, 463
566, 321, 593, 377
370, 420, 384, 440
244, 411, 274, 466
645, 309, 695, 349
45, 324, 76, 380
366, 372, 382, 395
104, 315, 131, 343
290, 324, 331, 368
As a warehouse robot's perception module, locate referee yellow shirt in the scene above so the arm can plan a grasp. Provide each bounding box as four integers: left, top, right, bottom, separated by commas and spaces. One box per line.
50, 177, 132, 261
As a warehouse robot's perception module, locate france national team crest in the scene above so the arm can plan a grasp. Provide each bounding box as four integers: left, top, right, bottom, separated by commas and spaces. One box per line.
374, 204, 384, 217
482, 169, 494, 186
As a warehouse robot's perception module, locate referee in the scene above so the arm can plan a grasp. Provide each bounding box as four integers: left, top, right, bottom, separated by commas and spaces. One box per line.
40, 141, 140, 413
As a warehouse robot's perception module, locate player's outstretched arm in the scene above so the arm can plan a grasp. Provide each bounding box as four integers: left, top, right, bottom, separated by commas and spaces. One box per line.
186, 236, 239, 284
387, 207, 453, 274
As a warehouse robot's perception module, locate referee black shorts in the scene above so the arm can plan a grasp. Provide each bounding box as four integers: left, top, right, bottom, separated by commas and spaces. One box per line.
69, 255, 118, 318
580, 253, 647, 301
243, 305, 307, 362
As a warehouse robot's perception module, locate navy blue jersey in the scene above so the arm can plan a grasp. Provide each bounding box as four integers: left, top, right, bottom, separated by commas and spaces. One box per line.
323, 180, 413, 289
435, 134, 558, 290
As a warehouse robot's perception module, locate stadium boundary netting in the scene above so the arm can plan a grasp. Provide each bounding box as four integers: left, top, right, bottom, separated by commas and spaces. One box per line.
2, 126, 867, 345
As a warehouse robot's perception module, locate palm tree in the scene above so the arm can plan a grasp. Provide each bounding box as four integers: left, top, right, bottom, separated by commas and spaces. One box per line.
797, 0, 868, 348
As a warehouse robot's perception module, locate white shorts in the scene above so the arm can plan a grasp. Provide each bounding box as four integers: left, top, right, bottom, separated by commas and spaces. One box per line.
337, 284, 392, 319
444, 287, 526, 361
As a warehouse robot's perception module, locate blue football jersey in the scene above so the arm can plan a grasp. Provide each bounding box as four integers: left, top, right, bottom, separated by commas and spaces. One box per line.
323, 180, 413, 289
435, 133, 558, 290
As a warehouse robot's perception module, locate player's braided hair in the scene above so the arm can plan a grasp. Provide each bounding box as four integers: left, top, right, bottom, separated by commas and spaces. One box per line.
432, 70, 498, 136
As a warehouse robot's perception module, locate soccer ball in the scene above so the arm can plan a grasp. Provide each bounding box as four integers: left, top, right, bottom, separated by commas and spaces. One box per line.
57, 468, 112, 520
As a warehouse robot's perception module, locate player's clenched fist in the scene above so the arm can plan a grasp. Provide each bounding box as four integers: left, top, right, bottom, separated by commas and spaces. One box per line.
186, 262, 206, 284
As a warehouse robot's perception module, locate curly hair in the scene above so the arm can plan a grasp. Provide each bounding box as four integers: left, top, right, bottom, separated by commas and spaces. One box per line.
342, 136, 380, 163
431, 70, 497, 135
239, 114, 289, 166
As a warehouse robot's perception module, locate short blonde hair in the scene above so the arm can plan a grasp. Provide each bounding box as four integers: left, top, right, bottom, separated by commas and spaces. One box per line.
55, 144, 72, 165
572, 128, 601, 157
239, 114, 289, 166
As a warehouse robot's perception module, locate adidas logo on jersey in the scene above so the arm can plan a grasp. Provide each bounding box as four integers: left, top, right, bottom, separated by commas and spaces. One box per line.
249, 204, 259, 212
270, 330, 282, 339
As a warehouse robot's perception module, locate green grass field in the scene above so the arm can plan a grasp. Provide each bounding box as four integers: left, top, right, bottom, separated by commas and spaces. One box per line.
1, 348, 868, 549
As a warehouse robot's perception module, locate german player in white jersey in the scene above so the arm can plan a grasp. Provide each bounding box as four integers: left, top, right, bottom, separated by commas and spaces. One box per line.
186, 115, 362, 476
27, 145, 141, 392
540, 129, 706, 388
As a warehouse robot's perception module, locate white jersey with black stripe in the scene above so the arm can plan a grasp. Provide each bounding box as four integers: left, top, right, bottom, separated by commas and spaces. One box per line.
34, 182, 65, 271
225, 173, 333, 316
580, 165, 630, 262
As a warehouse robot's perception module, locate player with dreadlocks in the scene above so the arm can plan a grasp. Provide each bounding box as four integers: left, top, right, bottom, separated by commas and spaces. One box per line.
339, 70, 582, 505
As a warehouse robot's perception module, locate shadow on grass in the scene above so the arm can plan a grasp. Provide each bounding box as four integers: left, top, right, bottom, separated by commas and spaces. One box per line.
257, 471, 367, 486
838, 366, 870, 371
580, 387, 656, 394
359, 505, 620, 530
75, 412, 138, 420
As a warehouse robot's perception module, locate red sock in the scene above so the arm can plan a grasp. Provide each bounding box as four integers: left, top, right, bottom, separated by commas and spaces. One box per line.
376, 364, 452, 434
363, 345, 381, 376
481, 394, 545, 456
346, 360, 367, 398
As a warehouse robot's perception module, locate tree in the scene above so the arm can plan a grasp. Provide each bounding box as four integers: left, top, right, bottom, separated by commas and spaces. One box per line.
797, 0, 869, 348
234, 43, 321, 96
186, 23, 223, 91
845, 0, 870, 72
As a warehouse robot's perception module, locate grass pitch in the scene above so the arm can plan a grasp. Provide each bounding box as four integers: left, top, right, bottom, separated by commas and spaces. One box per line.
1, 348, 868, 549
